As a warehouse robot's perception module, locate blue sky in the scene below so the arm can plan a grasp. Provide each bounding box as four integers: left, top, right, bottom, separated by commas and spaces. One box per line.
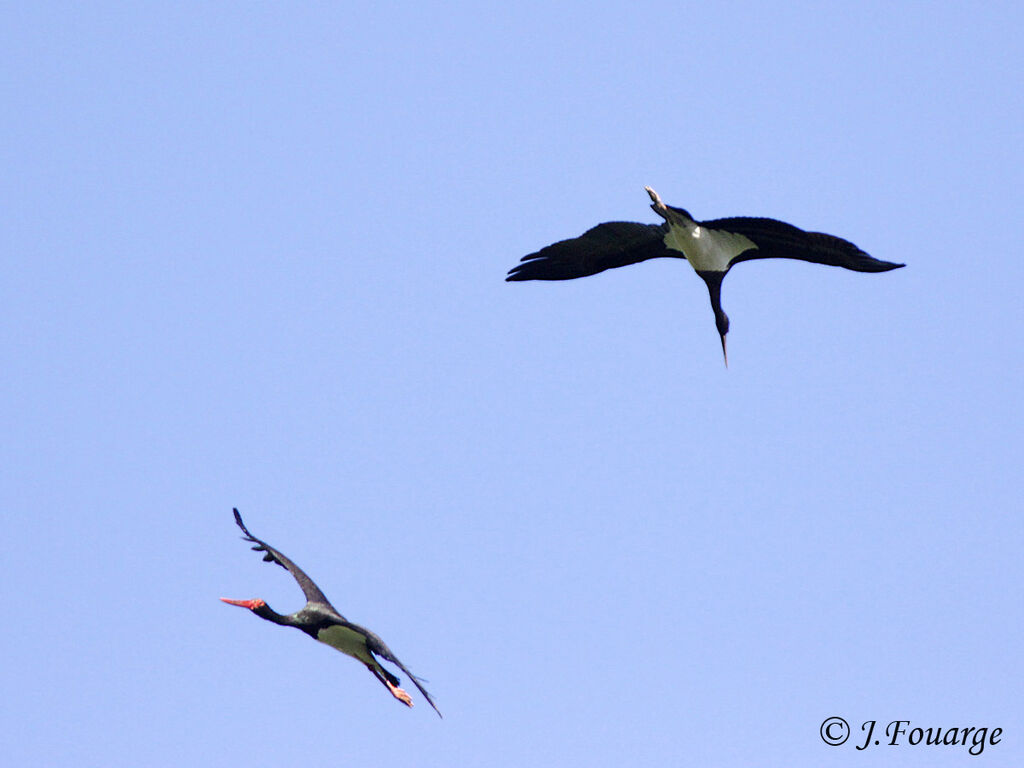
3, 2, 1022, 766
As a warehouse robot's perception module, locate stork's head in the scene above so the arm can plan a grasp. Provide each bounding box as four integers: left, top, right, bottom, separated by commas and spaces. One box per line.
714, 310, 730, 367
220, 597, 266, 611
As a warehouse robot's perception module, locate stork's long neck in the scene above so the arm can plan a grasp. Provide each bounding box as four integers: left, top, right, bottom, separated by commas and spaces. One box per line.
700, 271, 726, 316
698, 271, 730, 366
252, 602, 304, 628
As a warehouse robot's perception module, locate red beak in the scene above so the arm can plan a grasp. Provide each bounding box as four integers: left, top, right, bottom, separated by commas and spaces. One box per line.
220, 598, 263, 609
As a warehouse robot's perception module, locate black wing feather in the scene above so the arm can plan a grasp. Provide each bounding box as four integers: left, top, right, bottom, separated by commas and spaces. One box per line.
232, 508, 337, 611
365, 632, 443, 718
706, 217, 905, 272
506, 221, 670, 281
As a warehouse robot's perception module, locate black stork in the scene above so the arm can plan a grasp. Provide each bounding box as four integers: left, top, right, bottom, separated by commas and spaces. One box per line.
506, 186, 905, 365
221, 508, 441, 717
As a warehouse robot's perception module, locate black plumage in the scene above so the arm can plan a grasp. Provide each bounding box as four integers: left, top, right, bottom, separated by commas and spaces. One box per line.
507, 187, 904, 364
222, 508, 441, 717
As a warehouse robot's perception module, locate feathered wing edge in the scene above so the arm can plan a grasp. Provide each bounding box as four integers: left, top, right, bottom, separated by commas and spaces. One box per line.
367, 635, 443, 718
232, 508, 337, 610
706, 217, 905, 272
507, 221, 671, 281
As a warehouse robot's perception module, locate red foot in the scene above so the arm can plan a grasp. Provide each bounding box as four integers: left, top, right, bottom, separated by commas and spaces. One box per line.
386, 680, 413, 707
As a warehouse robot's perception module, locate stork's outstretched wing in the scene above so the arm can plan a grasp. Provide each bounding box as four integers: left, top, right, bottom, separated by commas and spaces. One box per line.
506, 221, 670, 281
706, 217, 905, 272
232, 508, 338, 612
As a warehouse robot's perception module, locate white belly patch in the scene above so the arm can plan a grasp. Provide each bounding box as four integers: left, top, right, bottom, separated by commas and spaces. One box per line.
663, 223, 758, 272
318, 625, 373, 664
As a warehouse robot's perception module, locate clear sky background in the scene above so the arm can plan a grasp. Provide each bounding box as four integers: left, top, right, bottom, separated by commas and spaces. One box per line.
3, 2, 1022, 766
